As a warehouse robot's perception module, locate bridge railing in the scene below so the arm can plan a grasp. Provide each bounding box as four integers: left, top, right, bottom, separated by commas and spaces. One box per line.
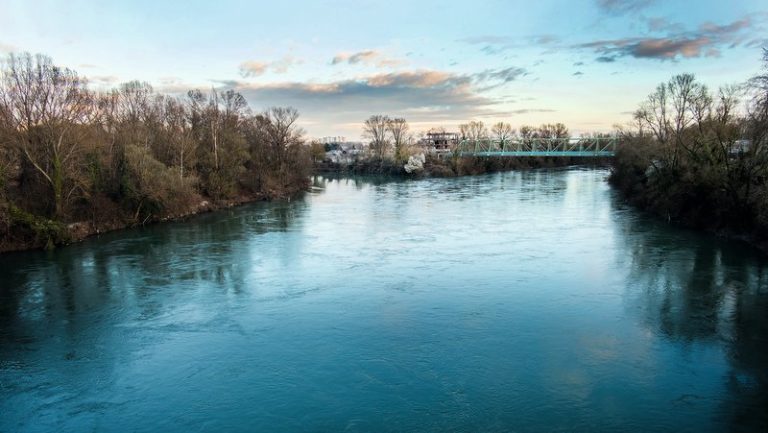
456, 137, 617, 156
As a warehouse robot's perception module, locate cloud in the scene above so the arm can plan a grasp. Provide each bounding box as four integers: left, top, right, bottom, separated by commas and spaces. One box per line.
331, 50, 403, 68
745, 38, 768, 48
239, 61, 269, 77
157, 76, 186, 90
574, 18, 754, 61
533, 35, 560, 45
481, 45, 506, 55
219, 69, 542, 131
239, 56, 300, 77
644, 17, 684, 33
461, 36, 514, 45
459, 34, 559, 55
472, 66, 528, 90
596, 0, 654, 15
0, 42, 16, 53
573, 71, 584, 76
90, 75, 119, 84
271, 56, 300, 73
508, 108, 556, 114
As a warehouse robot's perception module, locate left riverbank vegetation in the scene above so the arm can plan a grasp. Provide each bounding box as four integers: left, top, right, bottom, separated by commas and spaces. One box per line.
610, 48, 768, 249
0, 53, 311, 252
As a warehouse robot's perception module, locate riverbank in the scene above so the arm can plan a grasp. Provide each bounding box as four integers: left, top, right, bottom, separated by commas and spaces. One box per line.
315, 154, 612, 178
608, 145, 768, 255
609, 175, 768, 255
0, 181, 310, 254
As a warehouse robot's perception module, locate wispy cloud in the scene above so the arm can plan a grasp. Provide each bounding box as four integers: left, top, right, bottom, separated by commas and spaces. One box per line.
91, 75, 119, 84
574, 18, 754, 61
473, 66, 528, 90
239, 56, 300, 77
508, 108, 556, 114
745, 37, 768, 48
644, 17, 684, 33
0, 42, 16, 53
596, 0, 655, 15
331, 50, 403, 68
459, 35, 560, 55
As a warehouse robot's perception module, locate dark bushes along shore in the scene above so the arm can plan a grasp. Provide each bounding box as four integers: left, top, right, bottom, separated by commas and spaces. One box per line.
609, 50, 768, 252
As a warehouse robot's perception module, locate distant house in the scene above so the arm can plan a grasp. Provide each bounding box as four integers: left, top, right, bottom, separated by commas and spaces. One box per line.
322, 140, 366, 164
730, 139, 752, 156
420, 131, 459, 152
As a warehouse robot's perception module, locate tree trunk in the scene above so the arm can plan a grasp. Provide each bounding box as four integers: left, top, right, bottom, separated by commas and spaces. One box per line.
52, 156, 64, 218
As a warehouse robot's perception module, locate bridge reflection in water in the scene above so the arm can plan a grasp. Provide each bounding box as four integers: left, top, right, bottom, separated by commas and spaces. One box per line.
456, 137, 617, 157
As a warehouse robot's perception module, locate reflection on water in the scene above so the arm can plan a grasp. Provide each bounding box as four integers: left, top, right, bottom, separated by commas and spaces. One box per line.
617, 211, 768, 431
1, 169, 766, 432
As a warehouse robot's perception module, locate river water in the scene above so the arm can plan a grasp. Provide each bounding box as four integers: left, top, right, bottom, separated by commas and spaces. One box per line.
1, 168, 766, 432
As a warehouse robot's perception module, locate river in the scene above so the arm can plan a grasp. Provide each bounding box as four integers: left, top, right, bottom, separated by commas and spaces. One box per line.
1, 168, 766, 432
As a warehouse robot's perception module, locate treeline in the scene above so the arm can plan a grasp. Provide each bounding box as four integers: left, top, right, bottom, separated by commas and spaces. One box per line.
0, 53, 311, 251
344, 114, 601, 176
610, 49, 768, 249
440, 121, 602, 176
361, 116, 574, 162
457, 120, 572, 143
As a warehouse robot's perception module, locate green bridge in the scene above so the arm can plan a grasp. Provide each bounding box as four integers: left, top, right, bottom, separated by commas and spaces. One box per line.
455, 137, 617, 157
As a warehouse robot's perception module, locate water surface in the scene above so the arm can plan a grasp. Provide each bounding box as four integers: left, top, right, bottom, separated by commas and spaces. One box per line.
1, 169, 767, 432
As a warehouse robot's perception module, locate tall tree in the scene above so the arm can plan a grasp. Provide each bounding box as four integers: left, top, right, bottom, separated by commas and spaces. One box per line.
459, 120, 487, 142
492, 121, 514, 149
0, 53, 95, 217
364, 115, 390, 159
387, 117, 410, 162
164, 97, 195, 179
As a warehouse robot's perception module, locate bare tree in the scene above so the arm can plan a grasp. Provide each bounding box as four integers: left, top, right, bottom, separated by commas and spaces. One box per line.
209, 88, 221, 170
264, 107, 304, 183
635, 83, 671, 146
635, 74, 712, 168
534, 123, 568, 139
0, 53, 96, 216
164, 97, 195, 179
264, 106, 303, 152
364, 115, 390, 159
459, 120, 488, 142
492, 121, 514, 149
387, 117, 410, 162
519, 125, 535, 144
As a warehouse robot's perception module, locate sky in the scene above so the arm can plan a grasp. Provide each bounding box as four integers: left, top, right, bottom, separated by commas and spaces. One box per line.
1, 0, 767, 140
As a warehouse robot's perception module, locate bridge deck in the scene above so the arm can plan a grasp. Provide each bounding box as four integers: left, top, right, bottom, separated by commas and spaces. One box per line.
458, 151, 615, 157
455, 138, 617, 158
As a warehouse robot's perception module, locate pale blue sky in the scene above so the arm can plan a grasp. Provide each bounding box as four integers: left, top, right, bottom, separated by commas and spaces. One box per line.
1, 0, 766, 138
